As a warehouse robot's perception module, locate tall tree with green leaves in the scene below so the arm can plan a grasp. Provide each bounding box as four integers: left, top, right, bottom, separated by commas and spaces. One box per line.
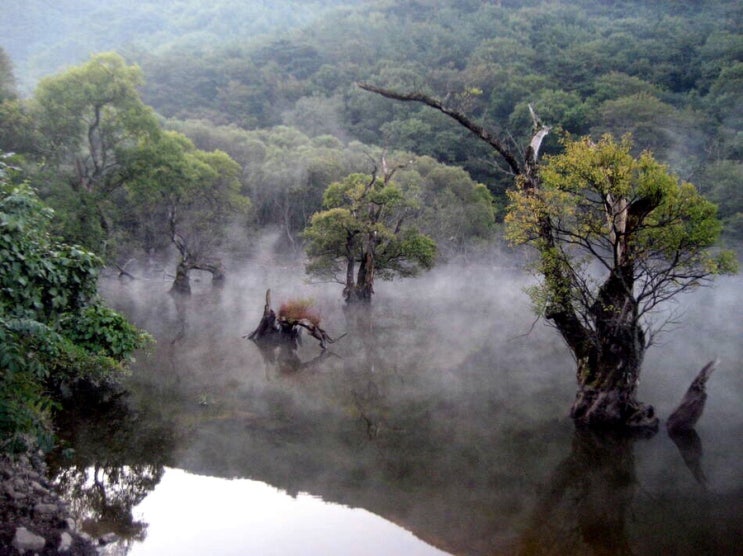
125, 131, 249, 294
360, 83, 735, 430
31, 52, 159, 254
304, 159, 436, 303
506, 135, 736, 427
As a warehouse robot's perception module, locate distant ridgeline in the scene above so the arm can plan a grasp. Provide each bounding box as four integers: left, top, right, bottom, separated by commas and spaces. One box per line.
1, 0, 741, 242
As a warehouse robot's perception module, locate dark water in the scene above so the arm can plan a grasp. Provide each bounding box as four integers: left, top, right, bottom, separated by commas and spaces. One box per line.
49, 263, 743, 555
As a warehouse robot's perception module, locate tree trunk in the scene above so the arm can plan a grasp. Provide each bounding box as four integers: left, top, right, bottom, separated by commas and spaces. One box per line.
171, 260, 192, 295
346, 246, 375, 304
193, 260, 226, 287
566, 272, 657, 430
343, 246, 356, 302
356, 251, 375, 302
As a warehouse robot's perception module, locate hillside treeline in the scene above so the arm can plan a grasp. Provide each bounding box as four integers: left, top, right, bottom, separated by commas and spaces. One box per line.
0, 0, 741, 271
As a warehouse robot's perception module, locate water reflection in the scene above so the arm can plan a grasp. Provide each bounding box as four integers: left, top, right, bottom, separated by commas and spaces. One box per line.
668, 428, 707, 487
53, 268, 743, 555
48, 380, 176, 547
519, 428, 639, 555
254, 337, 340, 375
128, 468, 449, 556
54, 464, 161, 543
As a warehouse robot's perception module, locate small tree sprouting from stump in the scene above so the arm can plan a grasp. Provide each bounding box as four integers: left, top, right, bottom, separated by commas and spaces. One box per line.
247, 290, 342, 350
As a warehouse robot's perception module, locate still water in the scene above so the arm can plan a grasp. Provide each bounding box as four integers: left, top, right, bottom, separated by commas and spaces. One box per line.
131, 468, 448, 556
49, 263, 743, 555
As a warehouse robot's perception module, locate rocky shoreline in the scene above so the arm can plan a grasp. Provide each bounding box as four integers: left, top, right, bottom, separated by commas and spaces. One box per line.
0, 454, 98, 555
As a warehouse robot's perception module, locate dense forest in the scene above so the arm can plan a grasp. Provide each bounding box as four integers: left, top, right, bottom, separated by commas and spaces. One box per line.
1, 0, 741, 443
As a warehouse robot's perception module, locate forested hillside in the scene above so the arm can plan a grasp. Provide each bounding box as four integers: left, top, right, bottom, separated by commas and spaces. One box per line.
0, 0, 363, 95
1, 0, 741, 268
133, 1, 741, 201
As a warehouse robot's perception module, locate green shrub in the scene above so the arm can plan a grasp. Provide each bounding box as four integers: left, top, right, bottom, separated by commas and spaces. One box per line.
0, 158, 150, 453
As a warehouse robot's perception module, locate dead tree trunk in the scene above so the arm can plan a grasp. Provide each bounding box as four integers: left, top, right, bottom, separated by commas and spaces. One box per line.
247, 289, 278, 341
246, 290, 345, 350
667, 361, 716, 432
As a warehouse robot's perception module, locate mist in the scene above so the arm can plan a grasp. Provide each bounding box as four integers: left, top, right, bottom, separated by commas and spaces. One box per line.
3, 0, 741, 552
111, 243, 743, 432
77, 238, 743, 554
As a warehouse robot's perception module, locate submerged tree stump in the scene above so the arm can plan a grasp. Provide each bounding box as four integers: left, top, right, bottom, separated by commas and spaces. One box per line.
666, 360, 717, 433
246, 289, 344, 350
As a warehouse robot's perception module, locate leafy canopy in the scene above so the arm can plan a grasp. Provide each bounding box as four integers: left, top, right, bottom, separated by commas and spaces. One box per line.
506, 134, 737, 322
124, 129, 249, 258
33, 52, 158, 166
304, 172, 436, 283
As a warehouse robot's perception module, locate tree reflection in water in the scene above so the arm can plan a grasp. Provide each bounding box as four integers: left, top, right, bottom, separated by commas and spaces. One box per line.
48, 380, 177, 547
668, 428, 707, 487
519, 428, 642, 555
54, 463, 162, 542
75, 274, 741, 555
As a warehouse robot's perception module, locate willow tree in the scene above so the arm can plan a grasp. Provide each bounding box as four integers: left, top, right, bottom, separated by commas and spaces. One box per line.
125, 131, 249, 294
359, 83, 735, 430
304, 163, 436, 303
32, 53, 159, 254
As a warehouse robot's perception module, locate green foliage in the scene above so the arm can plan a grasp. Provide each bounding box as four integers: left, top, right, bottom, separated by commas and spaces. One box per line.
398, 156, 496, 257
33, 52, 157, 164
506, 135, 737, 319
124, 129, 249, 259
0, 317, 55, 452
24, 52, 162, 258
1, 0, 741, 261
304, 170, 436, 297
69, 0, 733, 214
696, 160, 743, 240
60, 305, 148, 360
1, 1, 360, 95
0, 166, 150, 452
0, 183, 99, 320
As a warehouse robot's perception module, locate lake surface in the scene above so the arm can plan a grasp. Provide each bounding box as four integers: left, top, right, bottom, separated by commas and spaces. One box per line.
49, 262, 743, 555
128, 468, 449, 556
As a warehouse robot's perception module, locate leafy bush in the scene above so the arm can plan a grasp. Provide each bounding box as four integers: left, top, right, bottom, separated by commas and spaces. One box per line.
0, 159, 150, 453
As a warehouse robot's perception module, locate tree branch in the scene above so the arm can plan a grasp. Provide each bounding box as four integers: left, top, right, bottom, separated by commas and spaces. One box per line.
357, 82, 522, 175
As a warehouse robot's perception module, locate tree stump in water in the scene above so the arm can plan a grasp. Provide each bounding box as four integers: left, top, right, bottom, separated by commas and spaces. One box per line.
667, 360, 716, 432
246, 289, 344, 350
664, 360, 717, 486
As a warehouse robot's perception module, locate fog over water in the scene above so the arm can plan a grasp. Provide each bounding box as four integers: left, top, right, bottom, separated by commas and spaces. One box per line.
2, 1, 739, 552
52, 243, 743, 555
